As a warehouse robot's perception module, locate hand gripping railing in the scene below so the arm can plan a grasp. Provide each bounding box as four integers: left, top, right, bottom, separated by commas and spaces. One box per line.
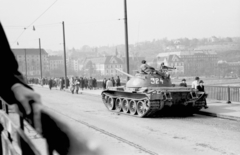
0, 98, 99, 155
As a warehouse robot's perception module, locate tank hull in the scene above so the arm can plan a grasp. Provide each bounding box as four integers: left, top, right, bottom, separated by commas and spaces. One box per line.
101, 87, 207, 118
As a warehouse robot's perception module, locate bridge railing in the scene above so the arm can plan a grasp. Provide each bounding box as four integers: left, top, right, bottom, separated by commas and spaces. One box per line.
205, 86, 240, 103
0, 98, 99, 155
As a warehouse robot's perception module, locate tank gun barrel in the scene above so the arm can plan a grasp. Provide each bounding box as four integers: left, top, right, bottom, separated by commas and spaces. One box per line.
115, 68, 134, 78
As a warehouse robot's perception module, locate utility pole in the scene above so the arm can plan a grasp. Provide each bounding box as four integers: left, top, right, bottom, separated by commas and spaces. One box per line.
39, 38, 43, 79
124, 0, 130, 80
62, 21, 68, 85
24, 49, 28, 79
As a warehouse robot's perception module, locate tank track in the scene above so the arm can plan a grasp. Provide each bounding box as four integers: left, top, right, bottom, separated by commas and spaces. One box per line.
102, 92, 164, 118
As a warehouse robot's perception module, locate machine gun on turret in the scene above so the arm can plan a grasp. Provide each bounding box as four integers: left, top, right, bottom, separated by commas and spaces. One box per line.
158, 63, 176, 72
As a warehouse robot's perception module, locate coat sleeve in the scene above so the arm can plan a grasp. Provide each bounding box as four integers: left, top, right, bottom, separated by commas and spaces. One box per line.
0, 22, 32, 104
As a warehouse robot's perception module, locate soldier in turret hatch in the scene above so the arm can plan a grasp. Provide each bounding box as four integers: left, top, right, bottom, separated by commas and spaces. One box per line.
140, 60, 156, 74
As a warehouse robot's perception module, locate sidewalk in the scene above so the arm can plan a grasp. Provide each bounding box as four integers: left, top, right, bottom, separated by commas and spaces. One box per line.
31, 84, 240, 121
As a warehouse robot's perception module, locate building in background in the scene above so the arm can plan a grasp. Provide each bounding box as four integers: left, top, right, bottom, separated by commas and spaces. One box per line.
157, 50, 218, 76
217, 60, 240, 78
49, 55, 63, 71
182, 50, 218, 76
80, 55, 124, 77
12, 48, 49, 77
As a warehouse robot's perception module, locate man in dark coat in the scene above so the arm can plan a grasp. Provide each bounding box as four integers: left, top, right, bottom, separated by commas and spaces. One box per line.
93, 78, 97, 89
0, 22, 42, 132
102, 78, 107, 89
80, 77, 84, 90
75, 77, 80, 94
60, 77, 64, 90
179, 79, 187, 87
84, 77, 88, 89
66, 77, 70, 89
116, 76, 121, 86
48, 78, 53, 90
197, 80, 208, 109
111, 77, 115, 87
88, 77, 93, 90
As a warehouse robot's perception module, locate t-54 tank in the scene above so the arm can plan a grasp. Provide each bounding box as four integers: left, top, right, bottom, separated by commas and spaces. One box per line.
101, 69, 207, 118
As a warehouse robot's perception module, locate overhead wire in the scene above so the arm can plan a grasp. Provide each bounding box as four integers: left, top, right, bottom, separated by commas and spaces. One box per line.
13, 0, 59, 44
26, 0, 59, 29
66, 19, 121, 26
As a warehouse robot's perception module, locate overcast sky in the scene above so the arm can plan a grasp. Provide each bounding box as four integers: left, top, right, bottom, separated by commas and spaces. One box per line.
1, 0, 240, 50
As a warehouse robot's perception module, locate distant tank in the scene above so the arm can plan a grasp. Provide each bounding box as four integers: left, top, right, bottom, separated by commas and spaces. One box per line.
101, 68, 207, 118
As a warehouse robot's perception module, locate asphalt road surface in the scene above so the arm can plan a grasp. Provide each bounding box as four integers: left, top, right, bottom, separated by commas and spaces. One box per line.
33, 86, 240, 155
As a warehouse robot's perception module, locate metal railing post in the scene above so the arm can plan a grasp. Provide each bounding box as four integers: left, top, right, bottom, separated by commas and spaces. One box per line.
227, 86, 231, 104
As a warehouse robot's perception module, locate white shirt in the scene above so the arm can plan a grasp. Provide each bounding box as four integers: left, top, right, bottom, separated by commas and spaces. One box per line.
191, 80, 199, 89
106, 80, 113, 88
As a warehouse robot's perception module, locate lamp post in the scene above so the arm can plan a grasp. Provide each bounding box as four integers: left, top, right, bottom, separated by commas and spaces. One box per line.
124, 0, 130, 80
24, 49, 28, 79
39, 38, 43, 79
62, 21, 68, 84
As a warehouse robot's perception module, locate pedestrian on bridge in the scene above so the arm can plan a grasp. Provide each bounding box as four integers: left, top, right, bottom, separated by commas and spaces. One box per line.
106, 78, 113, 89
116, 76, 121, 87
80, 77, 84, 91
180, 79, 187, 87
70, 77, 75, 94
48, 78, 53, 90
197, 80, 208, 109
75, 77, 80, 94
192, 77, 200, 89
88, 77, 93, 90
111, 77, 115, 87
102, 78, 107, 89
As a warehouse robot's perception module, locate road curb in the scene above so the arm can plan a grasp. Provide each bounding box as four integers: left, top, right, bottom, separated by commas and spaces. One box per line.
196, 111, 240, 121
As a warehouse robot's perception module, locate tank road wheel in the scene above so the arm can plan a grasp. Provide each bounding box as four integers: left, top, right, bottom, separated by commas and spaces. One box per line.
106, 97, 115, 110
115, 98, 122, 112
129, 100, 137, 115
122, 99, 129, 113
102, 94, 107, 104
137, 100, 148, 117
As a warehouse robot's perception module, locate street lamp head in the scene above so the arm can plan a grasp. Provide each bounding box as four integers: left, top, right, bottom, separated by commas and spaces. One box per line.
33, 26, 35, 31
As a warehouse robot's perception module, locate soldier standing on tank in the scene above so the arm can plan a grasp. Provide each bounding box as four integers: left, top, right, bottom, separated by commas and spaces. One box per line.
140, 60, 155, 74
179, 79, 187, 87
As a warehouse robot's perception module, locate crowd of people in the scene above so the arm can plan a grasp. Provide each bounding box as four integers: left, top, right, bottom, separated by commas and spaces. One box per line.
28, 76, 121, 94
179, 76, 208, 109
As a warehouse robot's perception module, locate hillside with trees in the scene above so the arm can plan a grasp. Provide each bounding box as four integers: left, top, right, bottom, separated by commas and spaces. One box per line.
47, 36, 240, 62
